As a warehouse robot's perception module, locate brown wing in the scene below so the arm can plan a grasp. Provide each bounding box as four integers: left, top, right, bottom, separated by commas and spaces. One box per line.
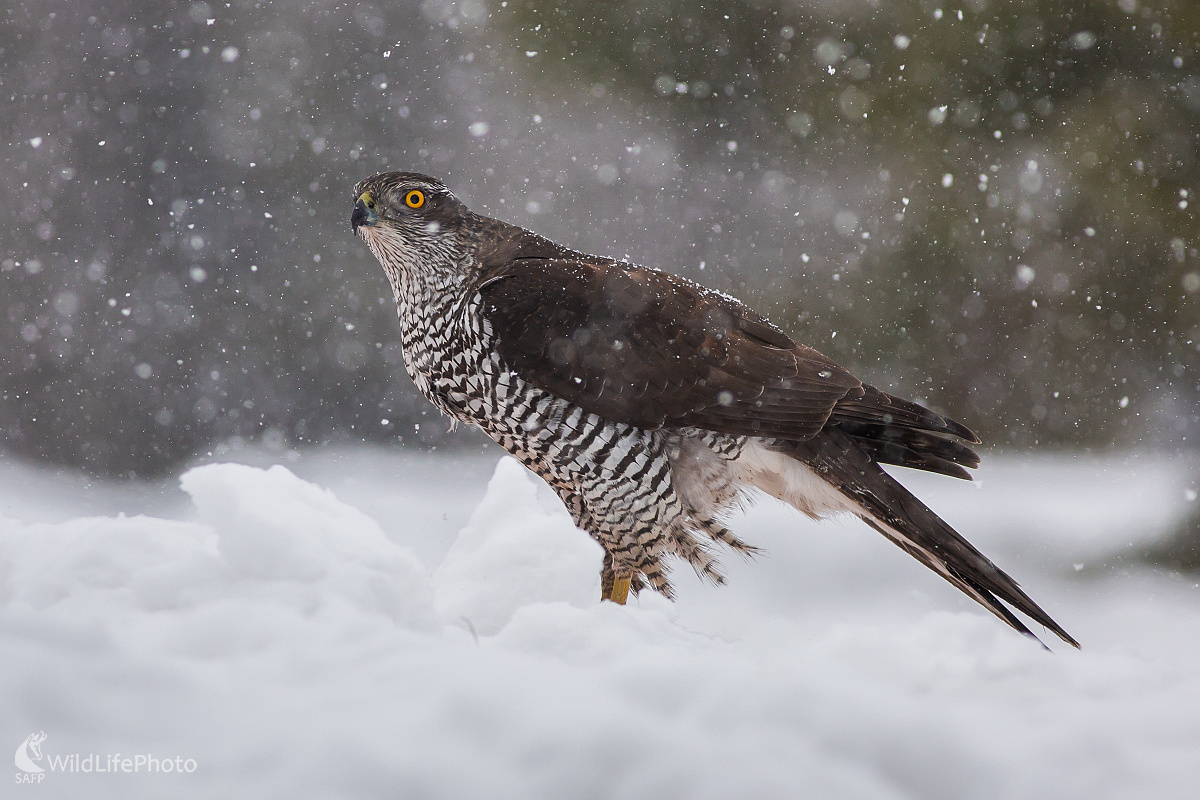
476, 257, 866, 440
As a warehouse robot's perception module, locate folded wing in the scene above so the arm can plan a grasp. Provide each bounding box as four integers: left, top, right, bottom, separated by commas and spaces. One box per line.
477, 257, 979, 476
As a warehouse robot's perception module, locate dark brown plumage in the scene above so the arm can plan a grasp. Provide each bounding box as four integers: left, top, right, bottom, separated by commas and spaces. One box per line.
351, 171, 1078, 649
478, 258, 979, 471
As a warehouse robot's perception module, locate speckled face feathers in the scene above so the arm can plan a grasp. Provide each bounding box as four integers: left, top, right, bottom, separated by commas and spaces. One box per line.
352, 171, 1077, 648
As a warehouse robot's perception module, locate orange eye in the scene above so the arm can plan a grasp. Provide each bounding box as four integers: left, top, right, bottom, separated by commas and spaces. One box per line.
404, 190, 425, 209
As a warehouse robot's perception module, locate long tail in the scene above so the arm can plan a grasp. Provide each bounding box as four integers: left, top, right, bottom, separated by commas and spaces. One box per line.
766, 430, 1079, 649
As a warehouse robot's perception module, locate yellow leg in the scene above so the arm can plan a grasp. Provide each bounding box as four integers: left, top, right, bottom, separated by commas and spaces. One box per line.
604, 575, 632, 605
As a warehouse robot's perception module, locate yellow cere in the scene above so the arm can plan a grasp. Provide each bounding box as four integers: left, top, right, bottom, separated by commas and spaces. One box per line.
405, 189, 425, 209
357, 191, 375, 208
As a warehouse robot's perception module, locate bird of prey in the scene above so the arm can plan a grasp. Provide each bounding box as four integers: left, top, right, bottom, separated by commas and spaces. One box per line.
351, 171, 1078, 649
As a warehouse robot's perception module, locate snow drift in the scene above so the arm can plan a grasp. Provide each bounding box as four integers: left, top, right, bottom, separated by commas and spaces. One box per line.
1, 448, 1198, 799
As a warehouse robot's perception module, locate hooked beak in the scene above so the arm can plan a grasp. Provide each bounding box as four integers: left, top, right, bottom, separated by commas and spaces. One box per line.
351, 192, 377, 233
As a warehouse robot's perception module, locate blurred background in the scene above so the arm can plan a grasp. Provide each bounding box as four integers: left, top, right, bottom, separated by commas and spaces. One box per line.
7, 6, 1200, 792
2, 0, 1197, 482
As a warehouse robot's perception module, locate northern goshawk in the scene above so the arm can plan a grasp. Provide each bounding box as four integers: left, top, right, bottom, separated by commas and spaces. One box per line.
351, 171, 1077, 649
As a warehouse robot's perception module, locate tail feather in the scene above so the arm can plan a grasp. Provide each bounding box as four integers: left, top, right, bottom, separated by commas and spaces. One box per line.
836, 421, 980, 481
770, 431, 1079, 649
856, 515, 1050, 648
830, 386, 982, 444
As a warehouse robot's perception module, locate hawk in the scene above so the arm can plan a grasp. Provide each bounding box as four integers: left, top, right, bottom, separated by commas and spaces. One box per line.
351, 171, 1078, 649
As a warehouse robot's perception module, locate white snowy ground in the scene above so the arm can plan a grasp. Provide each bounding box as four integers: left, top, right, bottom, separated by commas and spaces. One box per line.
2, 444, 1199, 799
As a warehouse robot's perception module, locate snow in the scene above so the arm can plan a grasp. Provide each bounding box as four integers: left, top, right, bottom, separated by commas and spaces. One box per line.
433, 457, 599, 635
3, 446, 1200, 798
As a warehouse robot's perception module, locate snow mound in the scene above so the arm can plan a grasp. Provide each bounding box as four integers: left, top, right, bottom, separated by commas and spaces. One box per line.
181, 463, 436, 629
0, 462, 437, 674
0, 513, 214, 613
433, 457, 601, 634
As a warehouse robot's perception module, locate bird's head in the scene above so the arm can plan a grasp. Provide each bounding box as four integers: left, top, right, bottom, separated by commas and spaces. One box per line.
351, 171, 473, 287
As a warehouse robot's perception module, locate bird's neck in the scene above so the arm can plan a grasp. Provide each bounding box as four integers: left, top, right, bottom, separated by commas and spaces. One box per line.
380, 240, 475, 340
366, 228, 470, 305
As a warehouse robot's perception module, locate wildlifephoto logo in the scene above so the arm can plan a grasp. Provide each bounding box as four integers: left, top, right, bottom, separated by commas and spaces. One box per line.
14, 733, 197, 785
14, 733, 46, 780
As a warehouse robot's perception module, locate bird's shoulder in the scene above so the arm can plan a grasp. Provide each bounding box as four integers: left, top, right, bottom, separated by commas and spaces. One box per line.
472, 234, 797, 355
472, 217, 579, 269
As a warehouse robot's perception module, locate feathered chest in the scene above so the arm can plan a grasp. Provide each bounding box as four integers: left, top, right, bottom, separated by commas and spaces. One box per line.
392, 282, 496, 420
390, 277, 582, 452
